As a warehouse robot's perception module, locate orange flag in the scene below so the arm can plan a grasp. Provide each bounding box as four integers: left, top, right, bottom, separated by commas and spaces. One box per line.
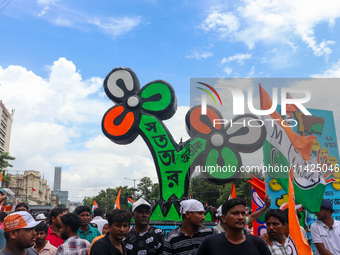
288, 170, 313, 255
114, 188, 121, 209
228, 184, 237, 200
92, 200, 98, 211
247, 174, 265, 201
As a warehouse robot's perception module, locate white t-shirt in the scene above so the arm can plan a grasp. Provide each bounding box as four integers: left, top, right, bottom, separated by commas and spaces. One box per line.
311, 219, 340, 255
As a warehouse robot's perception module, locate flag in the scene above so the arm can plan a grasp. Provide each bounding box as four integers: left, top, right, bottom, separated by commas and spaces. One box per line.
92, 200, 98, 211
32, 188, 36, 191
248, 176, 266, 236
114, 188, 121, 209
228, 184, 236, 200
247, 174, 265, 201
260, 84, 325, 213
0, 173, 2, 188
287, 170, 313, 255
127, 197, 134, 208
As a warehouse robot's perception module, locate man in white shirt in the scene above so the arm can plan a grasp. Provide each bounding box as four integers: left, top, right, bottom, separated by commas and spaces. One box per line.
90, 208, 108, 234
311, 199, 340, 255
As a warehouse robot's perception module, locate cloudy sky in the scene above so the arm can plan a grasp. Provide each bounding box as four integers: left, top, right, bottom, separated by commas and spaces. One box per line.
0, 0, 340, 201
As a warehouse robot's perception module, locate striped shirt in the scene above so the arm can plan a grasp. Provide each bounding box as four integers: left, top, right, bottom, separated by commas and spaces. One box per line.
267, 237, 289, 255
163, 225, 216, 255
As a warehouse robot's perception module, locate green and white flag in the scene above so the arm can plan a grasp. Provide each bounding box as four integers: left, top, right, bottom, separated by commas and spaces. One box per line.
260, 84, 325, 213
128, 197, 135, 208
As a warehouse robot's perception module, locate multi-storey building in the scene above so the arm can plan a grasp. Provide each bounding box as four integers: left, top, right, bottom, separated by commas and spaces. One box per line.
8, 170, 56, 205
54, 166, 62, 190
0, 100, 13, 153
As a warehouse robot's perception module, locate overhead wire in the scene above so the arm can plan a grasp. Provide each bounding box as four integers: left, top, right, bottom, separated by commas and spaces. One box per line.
0, 0, 12, 13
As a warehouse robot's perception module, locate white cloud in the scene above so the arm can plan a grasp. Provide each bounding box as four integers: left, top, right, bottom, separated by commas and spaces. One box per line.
312, 60, 340, 78
201, 0, 340, 57
223, 67, 232, 74
0, 59, 190, 201
88, 16, 142, 37
186, 51, 213, 60
201, 11, 240, 37
34, 1, 141, 37
221, 53, 251, 65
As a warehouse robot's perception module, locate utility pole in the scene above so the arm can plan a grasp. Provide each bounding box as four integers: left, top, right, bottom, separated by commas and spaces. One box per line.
124, 177, 141, 201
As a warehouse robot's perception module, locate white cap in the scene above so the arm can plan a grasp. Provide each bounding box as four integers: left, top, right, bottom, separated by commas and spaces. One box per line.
180, 199, 204, 214
216, 205, 222, 217
36, 213, 47, 220
4, 211, 40, 231
132, 198, 151, 212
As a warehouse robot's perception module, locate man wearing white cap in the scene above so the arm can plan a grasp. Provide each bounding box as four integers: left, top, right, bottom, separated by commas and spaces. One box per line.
124, 198, 164, 255
0, 211, 41, 255
163, 199, 216, 255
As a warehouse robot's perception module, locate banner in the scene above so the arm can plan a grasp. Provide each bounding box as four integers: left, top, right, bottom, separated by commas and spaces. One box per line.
260, 84, 325, 213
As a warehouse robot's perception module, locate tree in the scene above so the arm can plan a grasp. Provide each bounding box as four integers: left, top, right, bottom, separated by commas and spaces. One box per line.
0, 152, 15, 188
149, 183, 160, 200
82, 186, 134, 213
190, 177, 221, 207
137, 177, 153, 200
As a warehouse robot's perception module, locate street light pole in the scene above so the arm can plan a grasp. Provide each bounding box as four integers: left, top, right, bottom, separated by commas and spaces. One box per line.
124, 177, 141, 201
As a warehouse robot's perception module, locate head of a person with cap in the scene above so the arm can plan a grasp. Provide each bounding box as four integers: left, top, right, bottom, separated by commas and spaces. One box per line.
2, 211, 40, 253
316, 199, 334, 221
180, 199, 205, 228
36, 213, 47, 222
220, 198, 247, 231
132, 198, 151, 229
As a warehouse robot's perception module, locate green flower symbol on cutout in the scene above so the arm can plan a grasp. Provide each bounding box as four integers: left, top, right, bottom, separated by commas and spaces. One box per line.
186, 105, 267, 185
102, 67, 177, 144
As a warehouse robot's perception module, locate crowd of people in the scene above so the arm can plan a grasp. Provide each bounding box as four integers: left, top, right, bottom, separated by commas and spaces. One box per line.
0, 193, 338, 255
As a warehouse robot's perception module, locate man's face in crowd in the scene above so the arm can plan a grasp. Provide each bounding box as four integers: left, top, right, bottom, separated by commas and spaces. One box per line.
315, 208, 329, 221
187, 211, 205, 227
15, 206, 28, 212
35, 230, 47, 246
266, 216, 285, 241
133, 206, 151, 226
53, 212, 66, 229
102, 223, 110, 235
13, 228, 36, 249
109, 222, 130, 241
221, 204, 246, 230
60, 223, 69, 240
79, 211, 91, 226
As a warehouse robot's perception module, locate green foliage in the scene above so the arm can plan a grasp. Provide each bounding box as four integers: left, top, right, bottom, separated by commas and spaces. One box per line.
137, 177, 153, 200
190, 177, 221, 207
0, 152, 15, 170
191, 170, 264, 208
82, 186, 134, 213
149, 183, 159, 200
0, 152, 15, 188
57, 203, 66, 208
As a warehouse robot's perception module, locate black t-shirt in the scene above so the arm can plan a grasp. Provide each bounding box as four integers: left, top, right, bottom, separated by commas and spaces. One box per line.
196, 233, 271, 255
90, 233, 127, 255
124, 226, 164, 255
